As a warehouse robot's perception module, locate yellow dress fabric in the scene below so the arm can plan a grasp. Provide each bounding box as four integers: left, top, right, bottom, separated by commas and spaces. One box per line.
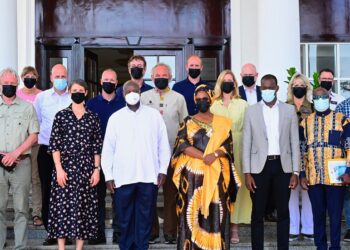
210, 98, 251, 224
172, 115, 240, 250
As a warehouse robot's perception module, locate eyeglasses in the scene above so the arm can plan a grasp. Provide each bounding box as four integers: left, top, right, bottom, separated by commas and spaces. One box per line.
313, 94, 329, 100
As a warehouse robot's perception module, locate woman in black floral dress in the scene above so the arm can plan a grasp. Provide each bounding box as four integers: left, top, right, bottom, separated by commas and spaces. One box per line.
48, 79, 102, 250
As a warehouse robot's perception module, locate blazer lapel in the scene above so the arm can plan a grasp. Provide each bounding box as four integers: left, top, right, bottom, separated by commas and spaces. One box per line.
258, 103, 268, 138
278, 102, 284, 137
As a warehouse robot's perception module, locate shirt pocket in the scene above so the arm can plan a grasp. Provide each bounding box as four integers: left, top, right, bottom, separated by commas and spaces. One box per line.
328, 130, 342, 146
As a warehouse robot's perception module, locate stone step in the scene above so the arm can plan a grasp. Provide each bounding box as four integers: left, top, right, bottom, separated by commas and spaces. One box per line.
3, 221, 350, 249
3, 239, 350, 249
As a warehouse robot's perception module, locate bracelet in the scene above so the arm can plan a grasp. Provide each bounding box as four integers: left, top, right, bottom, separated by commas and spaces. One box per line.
214, 151, 219, 158
94, 166, 101, 171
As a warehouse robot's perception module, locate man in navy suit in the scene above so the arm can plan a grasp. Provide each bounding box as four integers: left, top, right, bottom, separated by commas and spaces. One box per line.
239, 63, 262, 105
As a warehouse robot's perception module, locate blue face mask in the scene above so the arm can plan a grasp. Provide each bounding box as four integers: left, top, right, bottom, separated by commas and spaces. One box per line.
314, 98, 330, 112
261, 89, 276, 103
53, 79, 67, 91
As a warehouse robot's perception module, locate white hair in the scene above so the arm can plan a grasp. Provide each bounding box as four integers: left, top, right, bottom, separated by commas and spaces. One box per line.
0, 68, 20, 85
151, 63, 172, 77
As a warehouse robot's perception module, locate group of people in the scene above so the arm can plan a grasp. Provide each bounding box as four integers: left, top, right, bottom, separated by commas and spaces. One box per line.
0, 53, 350, 250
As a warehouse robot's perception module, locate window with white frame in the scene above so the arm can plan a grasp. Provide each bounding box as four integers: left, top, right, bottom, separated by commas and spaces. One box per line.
300, 43, 350, 98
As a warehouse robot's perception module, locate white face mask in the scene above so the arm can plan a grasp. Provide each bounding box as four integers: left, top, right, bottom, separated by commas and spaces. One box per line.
125, 92, 140, 105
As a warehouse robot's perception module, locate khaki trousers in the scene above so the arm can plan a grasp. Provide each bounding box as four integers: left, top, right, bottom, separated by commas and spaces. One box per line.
0, 158, 31, 250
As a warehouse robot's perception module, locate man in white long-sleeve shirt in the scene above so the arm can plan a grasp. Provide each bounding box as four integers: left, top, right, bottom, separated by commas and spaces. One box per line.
101, 80, 171, 250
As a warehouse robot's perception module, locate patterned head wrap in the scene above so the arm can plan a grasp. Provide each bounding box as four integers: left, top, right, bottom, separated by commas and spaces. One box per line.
194, 84, 214, 103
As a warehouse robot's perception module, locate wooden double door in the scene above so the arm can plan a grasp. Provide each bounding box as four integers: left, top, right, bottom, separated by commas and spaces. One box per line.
35, 0, 231, 94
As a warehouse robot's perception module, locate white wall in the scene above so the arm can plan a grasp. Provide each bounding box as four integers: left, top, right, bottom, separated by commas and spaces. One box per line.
0, 0, 35, 86
17, 0, 36, 78
231, 0, 301, 101
0, 0, 18, 71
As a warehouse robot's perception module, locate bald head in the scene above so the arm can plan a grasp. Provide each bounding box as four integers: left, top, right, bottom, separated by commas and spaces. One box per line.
240, 63, 258, 87
50, 64, 67, 83
241, 63, 257, 76
123, 80, 140, 97
313, 87, 329, 97
101, 69, 117, 84
187, 55, 202, 67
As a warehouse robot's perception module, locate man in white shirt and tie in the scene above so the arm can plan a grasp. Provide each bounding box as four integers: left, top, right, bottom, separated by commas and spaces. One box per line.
101, 80, 171, 250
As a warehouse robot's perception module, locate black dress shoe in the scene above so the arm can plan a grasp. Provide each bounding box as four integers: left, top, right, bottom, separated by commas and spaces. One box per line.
88, 237, 107, 245
164, 234, 176, 244
113, 232, 120, 244
43, 238, 57, 246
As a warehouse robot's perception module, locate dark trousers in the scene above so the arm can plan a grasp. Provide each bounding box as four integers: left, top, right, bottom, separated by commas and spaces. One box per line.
96, 170, 106, 239
112, 193, 121, 235
115, 182, 158, 250
250, 158, 291, 250
150, 166, 177, 239
37, 145, 54, 231
163, 166, 178, 238
308, 185, 346, 250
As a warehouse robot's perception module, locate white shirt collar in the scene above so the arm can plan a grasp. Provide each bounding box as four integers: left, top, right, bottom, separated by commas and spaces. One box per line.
243, 85, 257, 92
126, 103, 143, 114
261, 99, 280, 108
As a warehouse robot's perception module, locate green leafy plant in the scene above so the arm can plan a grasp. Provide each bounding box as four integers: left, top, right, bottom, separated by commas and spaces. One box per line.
284, 67, 297, 84
312, 72, 320, 89
285, 67, 320, 89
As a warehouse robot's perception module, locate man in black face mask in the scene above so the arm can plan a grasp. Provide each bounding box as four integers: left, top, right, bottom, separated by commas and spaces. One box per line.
239, 63, 262, 105
0, 68, 39, 249
115, 55, 153, 107
173, 55, 211, 115
141, 63, 188, 244
318, 68, 345, 111
86, 68, 124, 245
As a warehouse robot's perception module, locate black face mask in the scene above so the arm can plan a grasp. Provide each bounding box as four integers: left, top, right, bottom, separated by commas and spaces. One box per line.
130, 67, 144, 79
2, 85, 17, 98
23, 78, 37, 89
221, 81, 235, 94
242, 76, 255, 87
154, 78, 169, 90
71, 92, 86, 104
196, 99, 211, 113
188, 68, 201, 79
102, 82, 116, 94
292, 87, 307, 99
320, 81, 333, 91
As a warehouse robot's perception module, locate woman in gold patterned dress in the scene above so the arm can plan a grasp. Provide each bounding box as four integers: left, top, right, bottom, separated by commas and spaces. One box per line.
172, 85, 240, 250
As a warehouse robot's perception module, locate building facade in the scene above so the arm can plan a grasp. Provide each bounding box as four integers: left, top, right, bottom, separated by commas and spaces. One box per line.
1, 0, 349, 100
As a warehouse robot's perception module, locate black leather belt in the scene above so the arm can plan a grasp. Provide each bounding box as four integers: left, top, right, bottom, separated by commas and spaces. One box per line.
267, 155, 280, 160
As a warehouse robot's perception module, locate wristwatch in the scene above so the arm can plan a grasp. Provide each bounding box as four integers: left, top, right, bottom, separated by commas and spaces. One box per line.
214, 151, 219, 158
293, 171, 299, 176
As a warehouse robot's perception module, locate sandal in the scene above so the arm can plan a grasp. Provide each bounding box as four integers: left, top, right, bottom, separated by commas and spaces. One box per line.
33, 216, 43, 226
230, 229, 239, 244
